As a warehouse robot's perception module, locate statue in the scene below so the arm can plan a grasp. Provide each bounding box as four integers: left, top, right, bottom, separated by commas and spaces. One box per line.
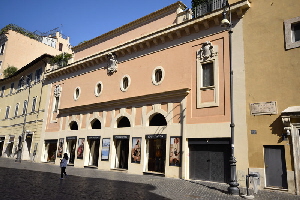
107, 53, 118, 75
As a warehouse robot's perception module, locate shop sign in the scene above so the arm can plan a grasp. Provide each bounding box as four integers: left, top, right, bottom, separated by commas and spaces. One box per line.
113, 135, 130, 139
87, 136, 101, 140
145, 134, 166, 139
9, 136, 15, 142
26, 134, 32, 139
66, 136, 77, 140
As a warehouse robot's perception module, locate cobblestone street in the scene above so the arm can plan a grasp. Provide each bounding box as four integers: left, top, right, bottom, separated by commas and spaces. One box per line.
0, 158, 299, 200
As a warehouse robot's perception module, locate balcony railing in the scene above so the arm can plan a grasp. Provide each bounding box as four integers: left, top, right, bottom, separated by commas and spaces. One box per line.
193, 0, 224, 18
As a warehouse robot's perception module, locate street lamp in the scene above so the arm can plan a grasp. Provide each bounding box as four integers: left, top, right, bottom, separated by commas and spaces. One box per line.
15, 76, 31, 163
221, 0, 240, 195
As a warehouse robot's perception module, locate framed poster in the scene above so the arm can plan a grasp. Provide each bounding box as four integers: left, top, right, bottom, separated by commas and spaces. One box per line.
77, 138, 85, 159
101, 138, 110, 161
131, 137, 141, 163
57, 138, 64, 158
169, 136, 181, 166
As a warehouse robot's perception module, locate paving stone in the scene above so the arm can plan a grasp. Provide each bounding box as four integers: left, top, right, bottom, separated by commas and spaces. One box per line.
0, 158, 299, 200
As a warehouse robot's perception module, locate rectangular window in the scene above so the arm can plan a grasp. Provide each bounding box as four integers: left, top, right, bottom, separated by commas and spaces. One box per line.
32, 97, 37, 112
1, 86, 5, 97
18, 79, 23, 89
23, 100, 28, 115
292, 22, 300, 42
27, 74, 32, 86
54, 96, 59, 112
35, 68, 42, 82
202, 62, 214, 87
284, 16, 300, 50
10, 83, 14, 94
14, 103, 19, 117
59, 43, 63, 51
5, 106, 10, 119
0, 43, 5, 54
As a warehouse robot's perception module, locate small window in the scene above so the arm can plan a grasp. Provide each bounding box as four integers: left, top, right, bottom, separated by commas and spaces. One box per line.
292, 22, 300, 42
23, 100, 28, 115
59, 43, 63, 51
70, 121, 78, 130
18, 79, 23, 89
0, 43, 5, 54
202, 62, 214, 87
5, 106, 10, 119
27, 74, 32, 86
10, 83, 14, 94
32, 97, 37, 112
74, 87, 80, 100
14, 103, 19, 117
94, 81, 103, 97
152, 66, 165, 85
284, 16, 300, 50
35, 68, 42, 82
120, 75, 131, 92
54, 96, 59, 112
123, 77, 128, 89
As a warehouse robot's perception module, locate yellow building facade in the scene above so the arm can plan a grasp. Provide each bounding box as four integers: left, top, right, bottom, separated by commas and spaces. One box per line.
244, 0, 300, 194
0, 54, 53, 162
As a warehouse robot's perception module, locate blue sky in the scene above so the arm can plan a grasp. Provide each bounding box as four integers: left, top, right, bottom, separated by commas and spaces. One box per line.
1, 0, 192, 46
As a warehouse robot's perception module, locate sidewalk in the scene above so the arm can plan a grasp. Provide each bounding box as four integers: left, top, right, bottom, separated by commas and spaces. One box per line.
0, 157, 299, 200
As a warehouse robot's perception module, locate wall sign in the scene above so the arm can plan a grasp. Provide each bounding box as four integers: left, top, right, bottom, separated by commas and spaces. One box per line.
250, 101, 277, 115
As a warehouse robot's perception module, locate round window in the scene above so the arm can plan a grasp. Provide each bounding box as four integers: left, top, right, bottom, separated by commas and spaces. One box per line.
74, 87, 81, 100
120, 75, 131, 92
152, 66, 165, 85
94, 81, 103, 97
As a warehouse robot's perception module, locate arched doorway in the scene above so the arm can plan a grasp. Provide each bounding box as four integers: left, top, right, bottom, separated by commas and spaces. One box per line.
147, 113, 167, 174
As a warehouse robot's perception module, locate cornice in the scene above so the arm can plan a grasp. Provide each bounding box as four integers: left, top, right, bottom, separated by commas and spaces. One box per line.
45, 0, 250, 81
59, 88, 190, 114
73, 1, 186, 50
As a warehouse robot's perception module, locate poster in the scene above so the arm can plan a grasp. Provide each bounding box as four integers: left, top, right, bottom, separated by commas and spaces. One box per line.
169, 136, 181, 166
77, 138, 85, 159
57, 138, 64, 158
101, 138, 110, 161
131, 137, 141, 163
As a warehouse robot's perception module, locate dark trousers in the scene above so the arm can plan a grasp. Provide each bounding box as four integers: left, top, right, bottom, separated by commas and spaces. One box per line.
61, 167, 67, 178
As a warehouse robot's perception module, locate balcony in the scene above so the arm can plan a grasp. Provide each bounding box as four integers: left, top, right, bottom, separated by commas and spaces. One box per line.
193, 0, 224, 18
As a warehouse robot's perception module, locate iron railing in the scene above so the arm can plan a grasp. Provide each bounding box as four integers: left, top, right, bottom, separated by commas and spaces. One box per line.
193, 0, 224, 18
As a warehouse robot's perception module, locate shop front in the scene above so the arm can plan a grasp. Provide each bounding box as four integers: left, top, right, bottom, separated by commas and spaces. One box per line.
66, 136, 77, 165
113, 135, 129, 170
5, 136, 15, 157
44, 139, 58, 162
87, 136, 100, 167
146, 134, 166, 174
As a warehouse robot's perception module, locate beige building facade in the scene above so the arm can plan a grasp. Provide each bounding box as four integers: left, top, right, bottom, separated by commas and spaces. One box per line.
43, 0, 250, 187
0, 25, 72, 79
0, 54, 53, 162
